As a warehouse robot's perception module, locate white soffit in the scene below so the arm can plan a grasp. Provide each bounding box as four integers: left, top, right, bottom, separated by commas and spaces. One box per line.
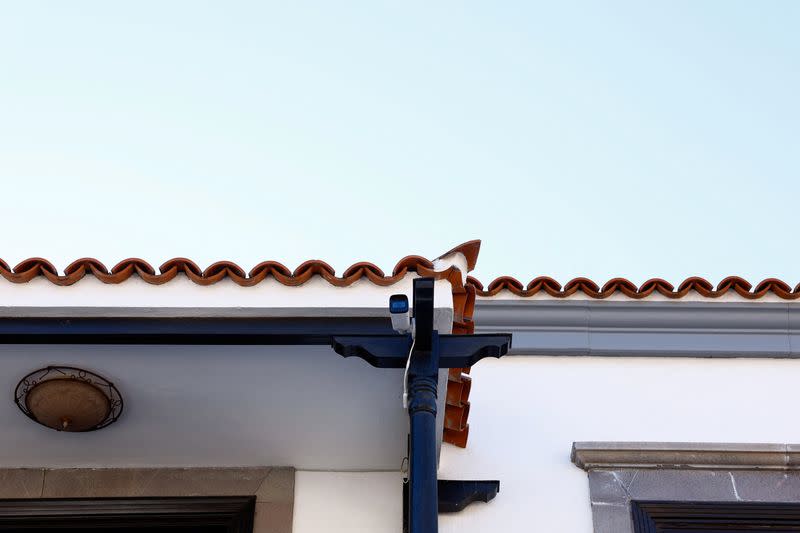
0, 344, 408, 470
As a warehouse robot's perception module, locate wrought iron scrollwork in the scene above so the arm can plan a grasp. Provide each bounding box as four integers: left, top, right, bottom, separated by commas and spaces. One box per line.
14, 366, 123, 432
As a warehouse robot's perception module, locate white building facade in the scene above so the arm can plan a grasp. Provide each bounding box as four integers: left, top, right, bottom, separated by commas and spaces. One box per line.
0, 241, 797, 532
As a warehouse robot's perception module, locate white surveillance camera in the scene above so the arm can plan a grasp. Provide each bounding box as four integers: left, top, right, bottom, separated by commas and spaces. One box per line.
389, 294, 412, 334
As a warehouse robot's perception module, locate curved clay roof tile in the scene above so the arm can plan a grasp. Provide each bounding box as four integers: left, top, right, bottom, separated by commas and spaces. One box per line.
64, 258, 110, 276
562, 277, 600, 297
111, 258, 157, 276
435, 239, 481, 271
342, 262, 386, 279
487, 276, 525, 295
392, 255, 434, 277
754, 278, 794, 299
203, 261, 248, 279
601, 278, 640, 298
465, 276, 484, 291
527, 276, 562, 294
473, 274, 800, 300
247, 261, 293, 279
639, 278, 675, 297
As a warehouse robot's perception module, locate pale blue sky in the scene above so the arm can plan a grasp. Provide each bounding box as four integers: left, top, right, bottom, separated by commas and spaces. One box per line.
1, 2, 797, 286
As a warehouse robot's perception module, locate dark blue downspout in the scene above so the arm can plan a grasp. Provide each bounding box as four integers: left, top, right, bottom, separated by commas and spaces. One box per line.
332, 278, 510, 533
407, 278, 439, 533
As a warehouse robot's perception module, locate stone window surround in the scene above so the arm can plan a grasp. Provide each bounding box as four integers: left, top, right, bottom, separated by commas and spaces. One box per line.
571, 442, 800, 533
0, 467, 294, 533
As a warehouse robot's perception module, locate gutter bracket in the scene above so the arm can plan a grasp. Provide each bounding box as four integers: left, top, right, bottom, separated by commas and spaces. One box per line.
403, 479, 500, 533
403, 479, 501, 529
330, 333, 510, 368
436, 480, 500, 513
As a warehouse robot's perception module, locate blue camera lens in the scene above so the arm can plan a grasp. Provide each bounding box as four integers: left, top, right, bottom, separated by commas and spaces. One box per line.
389, 295, 409, 314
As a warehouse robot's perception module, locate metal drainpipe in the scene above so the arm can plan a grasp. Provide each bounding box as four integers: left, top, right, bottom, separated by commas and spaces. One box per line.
406, 278, 439, 533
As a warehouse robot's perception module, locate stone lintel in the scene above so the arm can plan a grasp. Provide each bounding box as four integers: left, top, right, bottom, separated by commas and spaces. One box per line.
0, 467, 294, 533
572, 442, 800, 471
572, 442, 800, 533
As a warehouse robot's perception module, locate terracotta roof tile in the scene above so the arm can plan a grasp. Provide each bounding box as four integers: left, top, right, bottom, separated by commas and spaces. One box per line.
0, 253, 465, 288
443, 280, 478, 448
436, 240, 481, 271
468, 275, 800, 300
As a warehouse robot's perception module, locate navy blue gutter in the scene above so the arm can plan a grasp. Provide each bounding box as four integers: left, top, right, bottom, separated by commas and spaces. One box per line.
0, 316, 393, 345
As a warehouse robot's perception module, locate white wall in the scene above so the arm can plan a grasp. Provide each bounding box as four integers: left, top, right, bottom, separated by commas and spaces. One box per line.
293, 471, 402, 533
436, 356, 800, 532
290, 356, 800, 533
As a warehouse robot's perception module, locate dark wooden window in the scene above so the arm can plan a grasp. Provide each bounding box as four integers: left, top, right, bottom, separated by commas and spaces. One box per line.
632, 501, 800, 532
0, 497, 254, 532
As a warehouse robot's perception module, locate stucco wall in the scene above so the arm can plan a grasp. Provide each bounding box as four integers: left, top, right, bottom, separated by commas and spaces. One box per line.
437, 356, 800, 532
293, 356, 800, 533
293, 471, 401, 533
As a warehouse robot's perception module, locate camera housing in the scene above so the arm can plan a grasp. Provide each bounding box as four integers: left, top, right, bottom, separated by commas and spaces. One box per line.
389, 294, 412, 334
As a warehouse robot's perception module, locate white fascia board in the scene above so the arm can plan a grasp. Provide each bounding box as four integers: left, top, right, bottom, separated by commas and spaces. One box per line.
475, 300, 800, 358
0, 275, 455, 323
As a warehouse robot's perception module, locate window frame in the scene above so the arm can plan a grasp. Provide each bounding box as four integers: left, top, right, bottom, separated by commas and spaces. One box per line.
572, 442, 800, 533
0, 497, 255, 532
